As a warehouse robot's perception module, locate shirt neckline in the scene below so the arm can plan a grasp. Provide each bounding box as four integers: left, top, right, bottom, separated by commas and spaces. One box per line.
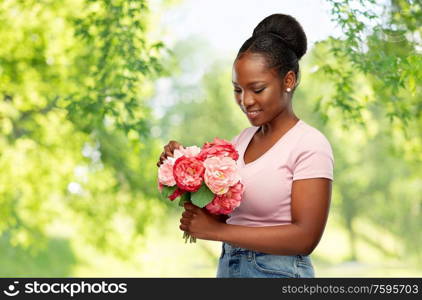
241, 119, 303, 168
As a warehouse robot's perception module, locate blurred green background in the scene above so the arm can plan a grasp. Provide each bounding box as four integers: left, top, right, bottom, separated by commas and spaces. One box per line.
0, 0, 420, 277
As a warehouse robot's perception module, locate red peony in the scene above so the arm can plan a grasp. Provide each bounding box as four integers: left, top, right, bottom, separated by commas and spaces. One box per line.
197, 137, 239, 161
173, 156, 205, 192
168, 187, 185, 201
205, 181, 244, 215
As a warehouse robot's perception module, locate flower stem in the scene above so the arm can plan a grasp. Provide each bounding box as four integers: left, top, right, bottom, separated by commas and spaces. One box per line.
182, 231, 196, 243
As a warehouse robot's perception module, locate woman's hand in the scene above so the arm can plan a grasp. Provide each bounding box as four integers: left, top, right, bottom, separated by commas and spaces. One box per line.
179, 202, 225, 241
156, 140, 183, 167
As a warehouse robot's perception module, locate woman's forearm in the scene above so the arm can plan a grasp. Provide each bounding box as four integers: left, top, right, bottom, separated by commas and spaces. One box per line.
215, 223, 316, 256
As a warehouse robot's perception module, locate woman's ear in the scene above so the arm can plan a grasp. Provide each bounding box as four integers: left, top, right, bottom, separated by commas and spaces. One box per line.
283, 70, 296, 91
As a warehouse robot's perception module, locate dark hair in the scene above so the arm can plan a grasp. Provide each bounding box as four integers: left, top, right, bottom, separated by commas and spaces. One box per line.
236, 14, 307, 87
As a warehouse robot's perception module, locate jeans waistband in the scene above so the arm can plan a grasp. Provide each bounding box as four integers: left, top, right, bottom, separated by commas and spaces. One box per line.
223, 242, 251, 255
221, 242, 312, 262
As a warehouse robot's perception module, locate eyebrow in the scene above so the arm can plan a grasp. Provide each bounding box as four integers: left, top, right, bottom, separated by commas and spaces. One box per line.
232, 80, 266, 86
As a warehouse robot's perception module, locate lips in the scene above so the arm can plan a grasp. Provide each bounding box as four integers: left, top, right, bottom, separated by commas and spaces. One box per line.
246, 110, 262, 119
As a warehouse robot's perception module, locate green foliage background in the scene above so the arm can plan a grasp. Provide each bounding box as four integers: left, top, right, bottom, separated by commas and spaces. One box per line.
0, 0, 420, 276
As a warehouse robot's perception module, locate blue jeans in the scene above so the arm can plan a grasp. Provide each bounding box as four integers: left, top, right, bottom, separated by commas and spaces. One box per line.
216, 242, 315, 278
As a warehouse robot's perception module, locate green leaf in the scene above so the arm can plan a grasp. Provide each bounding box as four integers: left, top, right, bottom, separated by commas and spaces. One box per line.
191, 184, 215, 208
178, 192, 191, 207
160, 185, 178, 200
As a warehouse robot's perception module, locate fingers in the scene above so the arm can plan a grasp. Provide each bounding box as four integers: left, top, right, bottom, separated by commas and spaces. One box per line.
156, 141, 183, 167
157, 151, 167, 167
179, 215, 191, 232
157, 154, 163, 167
156, 149, 171, 167
164, 145, 173, 157
183, 202, 199, 213
182, 211, 194, 218
180, 210, 195, 226
180, 217, 191, 225
171, 140, 183, 151
179, 203, 197, 231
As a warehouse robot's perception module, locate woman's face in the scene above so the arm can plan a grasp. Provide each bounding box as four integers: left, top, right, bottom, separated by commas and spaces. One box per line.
232, 52, 289, 127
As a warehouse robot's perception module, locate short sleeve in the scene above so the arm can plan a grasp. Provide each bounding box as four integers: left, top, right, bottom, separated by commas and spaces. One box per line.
292, 131, 334, 181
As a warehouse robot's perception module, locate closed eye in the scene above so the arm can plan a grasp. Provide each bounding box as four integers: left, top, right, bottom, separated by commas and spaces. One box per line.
233, 88, 266, 94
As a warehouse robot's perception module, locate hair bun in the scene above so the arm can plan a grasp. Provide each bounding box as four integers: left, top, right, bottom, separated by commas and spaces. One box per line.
252, 14, 307, 60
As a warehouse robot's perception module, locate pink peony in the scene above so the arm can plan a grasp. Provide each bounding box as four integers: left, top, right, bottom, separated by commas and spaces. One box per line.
158, 146, 201, 188
158, 158, 176, 186
206, 181, 244, 214
174, 145, 201, 159
173, 156, 205, 192
203, 156, 240, 195
197, 138, 239, 161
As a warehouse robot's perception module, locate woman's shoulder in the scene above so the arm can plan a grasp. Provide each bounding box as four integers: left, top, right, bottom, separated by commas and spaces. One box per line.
289, 120, 334, 180
296, 120, 332, 150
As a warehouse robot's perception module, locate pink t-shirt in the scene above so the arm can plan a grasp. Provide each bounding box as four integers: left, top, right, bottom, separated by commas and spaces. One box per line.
226, 119, 334, 227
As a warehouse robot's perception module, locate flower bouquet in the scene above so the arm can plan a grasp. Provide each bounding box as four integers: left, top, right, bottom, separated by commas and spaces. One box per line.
157, 138, 244, 243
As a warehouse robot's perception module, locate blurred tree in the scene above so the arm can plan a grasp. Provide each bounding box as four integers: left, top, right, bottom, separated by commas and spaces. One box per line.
0, 0, 173, 262
322, 0, 421, 127
319, 0, 421, 263
157, 35, 249, 146
297, 37, 421, 263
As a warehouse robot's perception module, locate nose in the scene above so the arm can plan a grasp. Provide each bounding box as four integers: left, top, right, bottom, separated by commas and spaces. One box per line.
240, 91, 256, 111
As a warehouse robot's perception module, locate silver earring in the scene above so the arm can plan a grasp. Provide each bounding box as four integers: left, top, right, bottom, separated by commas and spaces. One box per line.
286, 87, 291, 92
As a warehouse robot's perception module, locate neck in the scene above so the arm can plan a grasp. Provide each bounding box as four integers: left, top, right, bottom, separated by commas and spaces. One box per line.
258, 104, 298, 138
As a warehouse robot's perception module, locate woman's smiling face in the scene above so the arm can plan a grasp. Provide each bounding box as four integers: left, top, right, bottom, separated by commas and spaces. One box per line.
232, 51, 290, 127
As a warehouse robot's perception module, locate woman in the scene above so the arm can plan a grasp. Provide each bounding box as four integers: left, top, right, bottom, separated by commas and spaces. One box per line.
157, 13, 333, 278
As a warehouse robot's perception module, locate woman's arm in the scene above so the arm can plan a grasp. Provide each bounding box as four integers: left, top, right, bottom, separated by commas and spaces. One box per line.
216, 178, 332, 255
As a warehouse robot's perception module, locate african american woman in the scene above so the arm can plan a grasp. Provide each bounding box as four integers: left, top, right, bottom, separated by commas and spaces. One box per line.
157, 13, 334, 278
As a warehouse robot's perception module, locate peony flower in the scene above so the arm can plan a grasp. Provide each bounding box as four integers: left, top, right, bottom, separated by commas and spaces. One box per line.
158, 145, 202, 188
174, 145, 202, 159
197, 138, 239, 161
203, 156, 240, 195
206, 181, 244, 214
156, 138, 245, 244
173, 156, 205, 192
158, 158, 177, 186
